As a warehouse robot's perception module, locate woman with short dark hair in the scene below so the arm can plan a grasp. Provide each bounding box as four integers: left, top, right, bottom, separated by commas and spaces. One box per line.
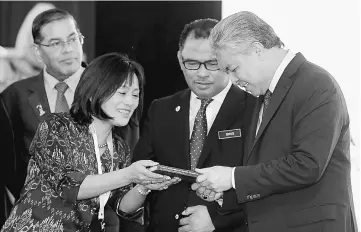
1, 52, 172, 231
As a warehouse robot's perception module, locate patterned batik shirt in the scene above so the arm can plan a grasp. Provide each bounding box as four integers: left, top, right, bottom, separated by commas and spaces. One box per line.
1, 113, 132, 231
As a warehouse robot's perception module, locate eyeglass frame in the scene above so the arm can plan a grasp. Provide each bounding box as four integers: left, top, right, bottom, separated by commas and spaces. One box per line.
35, 34, 85, 51
181, 58, 220, 71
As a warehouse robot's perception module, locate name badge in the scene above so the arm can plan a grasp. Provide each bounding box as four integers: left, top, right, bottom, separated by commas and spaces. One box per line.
218, 129, 241, 139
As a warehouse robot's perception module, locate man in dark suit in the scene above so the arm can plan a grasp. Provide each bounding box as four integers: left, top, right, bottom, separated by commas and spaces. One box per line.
195, 11, 358, 232
132, 19, 254, 232
0, 8, 85, 227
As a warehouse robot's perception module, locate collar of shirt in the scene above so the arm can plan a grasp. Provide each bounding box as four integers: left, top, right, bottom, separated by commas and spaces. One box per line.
189, 79, 232, 137
190, 79, 232, 106
43, 66, 84, 93
268, 50, 296, 93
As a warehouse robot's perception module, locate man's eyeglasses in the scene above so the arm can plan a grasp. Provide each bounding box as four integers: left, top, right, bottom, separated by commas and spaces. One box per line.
182, 59, 220, 71
36, 34, 84, 51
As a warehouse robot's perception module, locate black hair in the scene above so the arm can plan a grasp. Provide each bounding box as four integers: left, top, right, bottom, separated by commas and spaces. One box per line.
32, 8, 80, 44
70, 52, 144, 129
178, 18, 219, 51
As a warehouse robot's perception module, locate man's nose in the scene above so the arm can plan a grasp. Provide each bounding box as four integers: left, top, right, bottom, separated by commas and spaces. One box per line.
197, 64, 208, 77
62, 41, 73, 52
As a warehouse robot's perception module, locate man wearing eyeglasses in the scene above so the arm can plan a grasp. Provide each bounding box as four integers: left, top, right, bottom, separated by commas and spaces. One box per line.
0, 8, 86, 227
133, 18, 255, 232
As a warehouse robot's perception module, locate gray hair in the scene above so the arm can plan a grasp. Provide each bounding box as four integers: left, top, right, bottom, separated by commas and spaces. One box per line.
210, 11, 284, 54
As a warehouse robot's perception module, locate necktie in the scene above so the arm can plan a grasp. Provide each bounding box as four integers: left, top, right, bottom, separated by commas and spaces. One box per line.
262, 89, 272, 116
54, 82, 69, 113
190, 98, 213, 170
256, 90, 272, 136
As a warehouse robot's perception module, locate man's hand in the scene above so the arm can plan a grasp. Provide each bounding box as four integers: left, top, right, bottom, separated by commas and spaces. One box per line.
143, 177, 181, 191
178, 205, 215, 232
195, 166, 233, 192
191, 183, 223, 202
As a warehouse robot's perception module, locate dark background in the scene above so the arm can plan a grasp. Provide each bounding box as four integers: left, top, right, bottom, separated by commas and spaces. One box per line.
0, 1, 221, 128
95, 1, 221, 127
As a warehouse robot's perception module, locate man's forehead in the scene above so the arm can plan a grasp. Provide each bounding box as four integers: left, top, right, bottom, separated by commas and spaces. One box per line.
41, 18, 77, 40
181, 48, 217, 61
213, 52, 226, 67
216, 50, 235, 66
182, 37, 214, 54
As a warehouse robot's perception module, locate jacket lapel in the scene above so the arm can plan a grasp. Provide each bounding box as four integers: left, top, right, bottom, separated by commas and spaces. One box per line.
243, 97, 262, 164
28, 71, 51, 122
247, 53, 306, 162
197, 85, 246, 168
173, 89, 191, 169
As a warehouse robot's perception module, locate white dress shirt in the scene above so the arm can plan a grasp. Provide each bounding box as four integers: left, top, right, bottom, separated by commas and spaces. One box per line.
255, 50, 296, 135
43, 67, 84, 113
189, 79, 232, 138
231, 50, 296, 189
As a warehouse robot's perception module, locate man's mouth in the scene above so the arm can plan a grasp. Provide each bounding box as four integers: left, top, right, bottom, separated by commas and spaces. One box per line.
61, 58, 76, 63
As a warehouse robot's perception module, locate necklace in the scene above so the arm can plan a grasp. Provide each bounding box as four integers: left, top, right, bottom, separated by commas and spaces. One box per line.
98, 143, 108, 148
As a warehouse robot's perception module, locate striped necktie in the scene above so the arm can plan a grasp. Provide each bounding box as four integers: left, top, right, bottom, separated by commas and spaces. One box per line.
54, 82, 69, 113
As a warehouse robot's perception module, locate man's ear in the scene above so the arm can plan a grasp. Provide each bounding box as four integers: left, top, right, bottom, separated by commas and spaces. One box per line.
32, 44, 43, 62
177, 50, 184, 70
251, 42, 264, 56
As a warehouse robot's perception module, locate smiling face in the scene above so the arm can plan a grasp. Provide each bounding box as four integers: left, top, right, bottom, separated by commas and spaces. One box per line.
216, 44, 268, 97
36, 18, 83, 80
101, 74, 140, 127
178, 37, 229, 99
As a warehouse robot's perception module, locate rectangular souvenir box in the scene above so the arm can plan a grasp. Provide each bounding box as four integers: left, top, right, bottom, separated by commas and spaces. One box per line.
151, 165, 200, 182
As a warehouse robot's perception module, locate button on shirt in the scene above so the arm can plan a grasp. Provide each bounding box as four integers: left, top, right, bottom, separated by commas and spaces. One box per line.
43, 67, 84, 113
231, 50, 296, 189
189, 79, 232, 138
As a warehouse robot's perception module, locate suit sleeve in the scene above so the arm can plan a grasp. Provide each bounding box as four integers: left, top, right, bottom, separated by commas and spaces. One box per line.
0, 88, 23, 199
207, 192, 246, 230
234, 84, 345, 203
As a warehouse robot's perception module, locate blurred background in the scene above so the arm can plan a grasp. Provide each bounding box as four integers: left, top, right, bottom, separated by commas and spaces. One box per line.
0, 0, 359, 228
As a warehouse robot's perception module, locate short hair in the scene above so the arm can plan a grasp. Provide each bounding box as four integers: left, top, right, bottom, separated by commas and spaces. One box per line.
32, 8, 80, 44
210, 11, 284, 54
70, 52, 145, 129
178, 18, 219, 51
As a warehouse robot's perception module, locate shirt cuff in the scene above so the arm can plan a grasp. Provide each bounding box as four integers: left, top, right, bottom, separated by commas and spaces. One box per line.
231, 167, 236, 189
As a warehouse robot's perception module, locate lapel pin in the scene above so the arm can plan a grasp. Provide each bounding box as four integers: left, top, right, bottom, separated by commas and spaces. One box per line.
36, 104, 45, 116
175, 106, 180, 112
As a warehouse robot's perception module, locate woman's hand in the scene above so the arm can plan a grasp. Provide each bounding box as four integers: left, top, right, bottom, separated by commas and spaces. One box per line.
142, 177, 181, 191
126, 160, 169, 185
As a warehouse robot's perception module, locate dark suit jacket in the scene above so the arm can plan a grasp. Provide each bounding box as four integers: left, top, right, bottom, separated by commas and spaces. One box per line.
0, 72, 50, 200
133, 85, 255, 232
231, 53, 357, 232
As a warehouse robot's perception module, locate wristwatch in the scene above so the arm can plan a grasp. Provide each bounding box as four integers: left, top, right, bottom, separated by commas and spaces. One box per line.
137, 185, 151, 196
